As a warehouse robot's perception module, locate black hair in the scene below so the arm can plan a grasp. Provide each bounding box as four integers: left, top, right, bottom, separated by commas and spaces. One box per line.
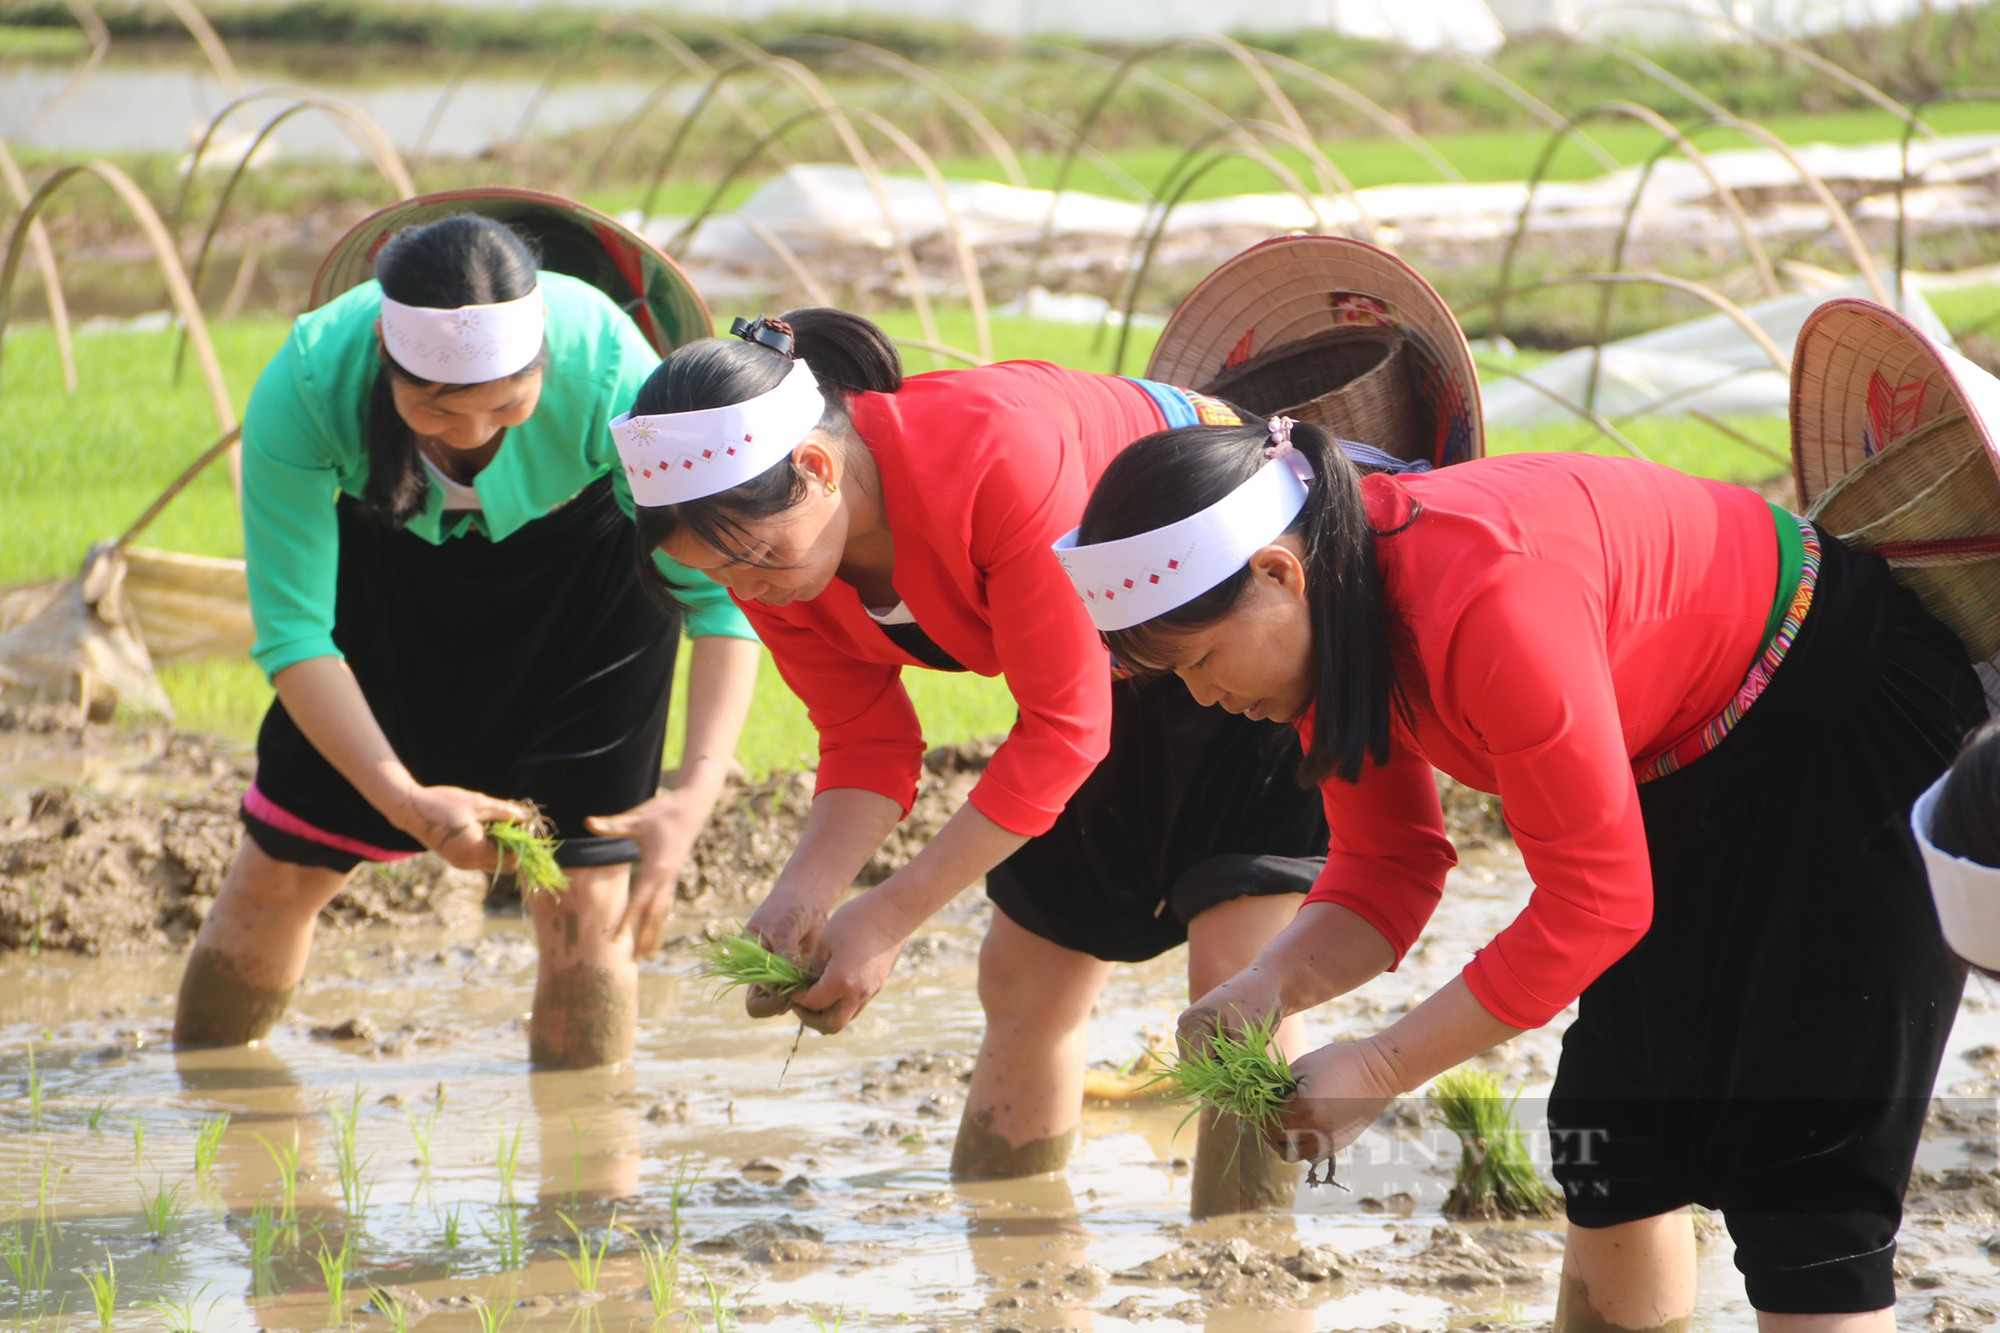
1077, 419, 1400, 786
628, 308, 902, 613
362, 214, 547, 527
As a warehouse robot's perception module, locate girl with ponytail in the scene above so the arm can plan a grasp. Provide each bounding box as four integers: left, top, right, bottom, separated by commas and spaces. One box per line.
616, 307, 1330, 1217
1063, 407, 1985, 1330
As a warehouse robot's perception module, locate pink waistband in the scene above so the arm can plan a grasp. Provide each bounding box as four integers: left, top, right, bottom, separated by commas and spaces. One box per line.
243, 781, 418, 862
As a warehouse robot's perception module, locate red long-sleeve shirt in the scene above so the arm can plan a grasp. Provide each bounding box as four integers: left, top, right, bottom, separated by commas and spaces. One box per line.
740, 361, 1166, 836
1305, 453, 1780, 1028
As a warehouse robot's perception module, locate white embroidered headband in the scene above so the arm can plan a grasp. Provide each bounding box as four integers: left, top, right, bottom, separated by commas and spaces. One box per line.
1054, 417, 1314, 633
1912, 772, 2000, 973
611, 358, 827, 508
379, 285, 545, 385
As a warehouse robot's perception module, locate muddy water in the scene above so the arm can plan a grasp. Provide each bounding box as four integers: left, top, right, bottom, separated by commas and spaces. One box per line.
4, 842, 2000, 1331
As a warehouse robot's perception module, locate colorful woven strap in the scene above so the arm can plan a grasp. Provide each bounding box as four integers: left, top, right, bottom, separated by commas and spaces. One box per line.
1634, 514, 1821, 784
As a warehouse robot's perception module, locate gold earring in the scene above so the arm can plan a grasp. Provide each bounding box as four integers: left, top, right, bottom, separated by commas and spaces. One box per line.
825, 481, 839, 497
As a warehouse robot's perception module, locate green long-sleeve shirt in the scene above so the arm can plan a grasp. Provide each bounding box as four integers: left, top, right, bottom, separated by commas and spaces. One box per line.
242, 270, 753, 678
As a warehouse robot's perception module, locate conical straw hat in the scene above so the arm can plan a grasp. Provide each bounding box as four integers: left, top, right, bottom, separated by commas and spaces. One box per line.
1791, 298, 2000, 661
1147, 234, 1482, 468
1792, 297, 2000, 510
310, 186, 710, 356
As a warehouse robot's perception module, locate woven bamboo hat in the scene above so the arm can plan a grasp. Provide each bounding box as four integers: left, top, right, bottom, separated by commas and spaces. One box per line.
310, 186, 710, 356
1147, 235, 1482, 468
1791, 298, 2000, 660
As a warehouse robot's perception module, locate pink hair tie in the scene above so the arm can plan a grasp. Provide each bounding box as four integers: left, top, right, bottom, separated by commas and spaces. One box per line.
1264, 415, 1296, 460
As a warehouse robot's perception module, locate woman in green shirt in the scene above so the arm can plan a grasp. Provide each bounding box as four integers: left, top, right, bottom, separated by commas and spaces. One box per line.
172, 214, 759, 1068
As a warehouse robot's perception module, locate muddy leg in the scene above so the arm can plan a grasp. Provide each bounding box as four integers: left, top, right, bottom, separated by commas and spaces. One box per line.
526, 863, 638, 1069
174, 840, 353, 1046
951, 912, 1114, 1179
1556, 1209, 1695, 1333
1185, 892, 1308, 1219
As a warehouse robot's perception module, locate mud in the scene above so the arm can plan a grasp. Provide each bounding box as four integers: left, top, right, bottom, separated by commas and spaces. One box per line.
5, 716, 2000, 1331
2, 717, 1513, 957
951, 1106, 1080, 1179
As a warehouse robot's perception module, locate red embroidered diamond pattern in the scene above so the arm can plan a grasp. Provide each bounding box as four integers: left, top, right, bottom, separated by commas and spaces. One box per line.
1149, 573, 1160, 583
1167, 559, 1180, 569
1123, 578, 1135, 588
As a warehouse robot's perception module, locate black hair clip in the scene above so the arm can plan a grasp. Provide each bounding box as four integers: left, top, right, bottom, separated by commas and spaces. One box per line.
731, 315, 796, 359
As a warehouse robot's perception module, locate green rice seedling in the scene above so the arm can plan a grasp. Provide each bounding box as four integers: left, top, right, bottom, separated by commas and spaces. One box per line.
558, 1208, 616, 1293
692, 931, 817, 999
437, 1204, 463, 1250
257, 1129, 303, 1223
1, 1219, 53, 1301
316, 1238, 351, 1327
481, 1205, 526, 1270
248, 1203, 281, 1267
699, 1270, 737, 1332
329, 1085, 374, 1219
85, 1103, 109, 1133
370, 1288, 411, 1333
808, 1310, 845, 1332
139, 1176, 183, 1239
141, 1283, 214, 1333
192, 1113, 230, 1182
82, 1252, 115, 1328
494, 1123, 523, 1207
665, 1154, 697, 1244
130, 1119, 145, 1165
1149, 1014, 1298, 1136
406, 1100, 442, 1174
634, 1231, 681, 1325
472, 1293, 517, 1333
24, 1046, 43, 1130
1427, 1064, 1560, 1221
486, 807, 568, 896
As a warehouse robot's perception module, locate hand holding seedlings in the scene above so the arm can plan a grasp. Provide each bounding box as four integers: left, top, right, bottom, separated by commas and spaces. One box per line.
485, 804, 569, 897
741, 880, 843, 1018
1262, 1038, 1407, 1181
390, 783, 528, 873
785, 889, 910, 1035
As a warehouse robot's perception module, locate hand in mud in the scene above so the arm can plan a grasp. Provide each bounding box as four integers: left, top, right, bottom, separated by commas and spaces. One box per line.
789, 890, 908, 1035
391, 785, 524, 872
1178, 969, 1287, 1057
1266, 1036, 1401, 1175
586, 789, 704, 956
742, 882, 838, 1020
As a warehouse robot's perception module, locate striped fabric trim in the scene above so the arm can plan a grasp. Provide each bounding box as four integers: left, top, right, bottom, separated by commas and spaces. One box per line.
1634, 516, 1822, 784
242, 781, 419, 862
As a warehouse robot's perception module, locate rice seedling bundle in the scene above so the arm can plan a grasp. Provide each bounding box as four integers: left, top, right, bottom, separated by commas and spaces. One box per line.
1427, 1064, 1560, 1220
485, 806, 568, 896
1147, 1014, 1298, 1133
692, 931, 817, 999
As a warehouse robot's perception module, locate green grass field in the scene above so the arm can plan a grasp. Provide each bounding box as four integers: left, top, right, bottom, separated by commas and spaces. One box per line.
6, 290, 1995, 770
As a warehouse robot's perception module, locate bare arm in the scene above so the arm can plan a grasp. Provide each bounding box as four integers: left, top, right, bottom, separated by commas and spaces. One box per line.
271, 656, 520, 868
590, 634, 762, 953
1179, 901, 1398, 1047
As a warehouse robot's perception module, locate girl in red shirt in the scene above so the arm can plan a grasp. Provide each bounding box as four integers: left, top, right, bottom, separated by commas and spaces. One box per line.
1062, 415, 1983, 1327
613, 310, 1331, 1216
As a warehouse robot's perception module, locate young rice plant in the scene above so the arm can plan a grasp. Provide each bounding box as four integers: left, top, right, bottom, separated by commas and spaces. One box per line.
1149, 1013, 1299, 1136
486, 806, 568, 896
1427, 1064, 1560, 1220
692, 930, 817, 1000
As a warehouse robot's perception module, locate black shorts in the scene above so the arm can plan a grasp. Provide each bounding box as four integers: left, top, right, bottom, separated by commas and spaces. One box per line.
1547, 528, 1984, 1315
986, 673, 1327, 963
241, 477, 679, 874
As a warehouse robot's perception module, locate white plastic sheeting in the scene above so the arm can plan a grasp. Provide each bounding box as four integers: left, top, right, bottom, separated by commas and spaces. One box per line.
641, 128, 2000, 265
1480, 278, 1954, 428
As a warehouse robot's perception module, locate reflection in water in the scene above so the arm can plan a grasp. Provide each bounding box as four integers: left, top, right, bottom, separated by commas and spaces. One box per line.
0, 871, 1994, 1326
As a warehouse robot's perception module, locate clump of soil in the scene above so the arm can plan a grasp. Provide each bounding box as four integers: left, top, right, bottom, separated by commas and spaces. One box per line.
3, 711, 1509, 955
